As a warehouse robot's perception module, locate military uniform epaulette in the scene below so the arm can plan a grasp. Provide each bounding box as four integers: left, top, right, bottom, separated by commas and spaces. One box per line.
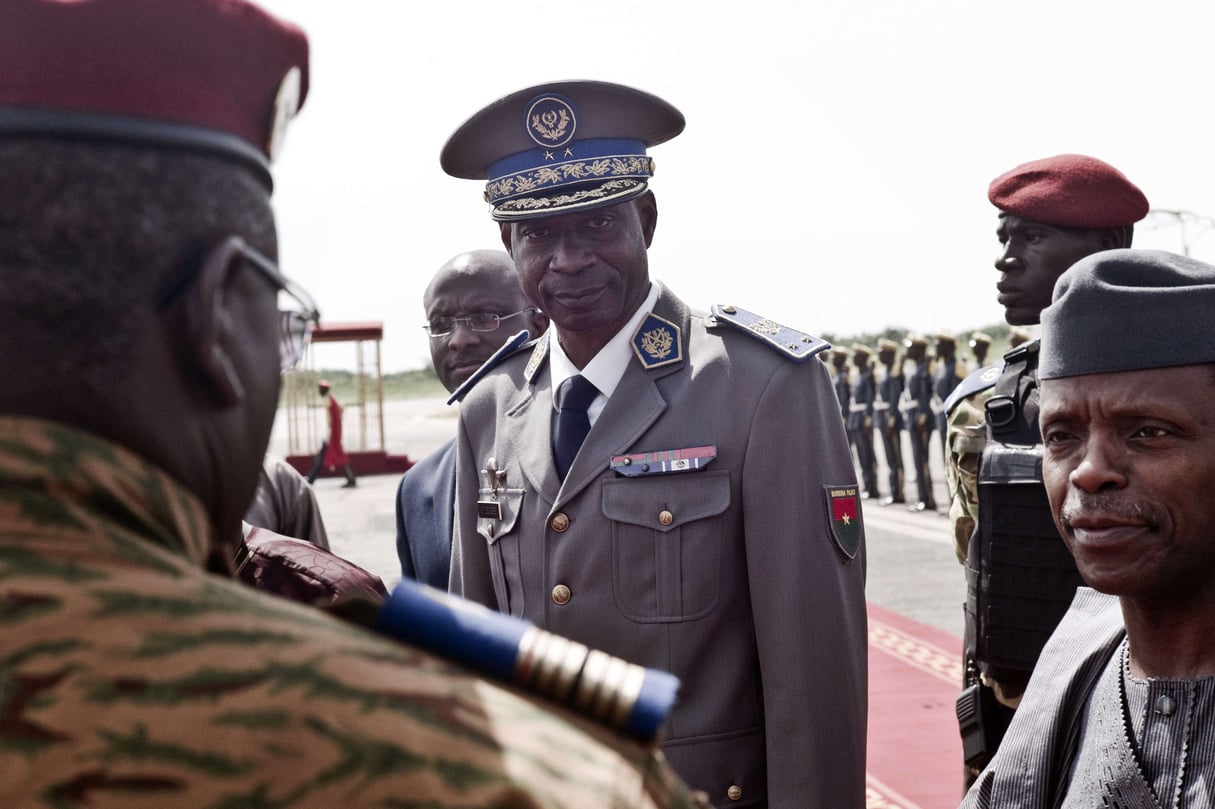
942, 362, 1004, 415
375, 578, 680, 743
707, 304, 829, 362
447, 329, 538, 405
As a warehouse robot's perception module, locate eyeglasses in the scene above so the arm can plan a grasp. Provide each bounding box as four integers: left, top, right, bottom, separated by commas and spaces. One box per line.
237, 244, 321, 372
423, 307, 537, 338
159, 237, 321, 373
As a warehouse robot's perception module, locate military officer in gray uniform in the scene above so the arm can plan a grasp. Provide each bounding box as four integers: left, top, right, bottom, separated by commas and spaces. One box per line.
846, 344, 877, 498
441, 80, 867, 808
874, 338, 906, 505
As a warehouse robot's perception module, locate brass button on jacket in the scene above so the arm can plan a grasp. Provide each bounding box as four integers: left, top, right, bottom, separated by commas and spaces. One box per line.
727, 785, 743, 801
551, 584, 572, 605
550, 512, 570, 532
658, 509, 674, 526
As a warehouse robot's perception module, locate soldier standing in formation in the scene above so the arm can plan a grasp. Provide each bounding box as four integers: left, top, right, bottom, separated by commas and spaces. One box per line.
874, 338, 906, 505
901, 334, 936, 512
846, 344, 878, 498
944, 154, 1149, 784
932, 333, 967, 467
830, 345, 852, 422
968, 331, 992, 368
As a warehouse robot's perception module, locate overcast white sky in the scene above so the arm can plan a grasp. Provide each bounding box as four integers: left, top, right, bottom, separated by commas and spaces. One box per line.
257, 0, 1215, 373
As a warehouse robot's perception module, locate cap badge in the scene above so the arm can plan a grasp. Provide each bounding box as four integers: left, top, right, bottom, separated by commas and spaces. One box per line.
525, 94, 577, 148
267, 66, 302, 162
630, 312, 683, 369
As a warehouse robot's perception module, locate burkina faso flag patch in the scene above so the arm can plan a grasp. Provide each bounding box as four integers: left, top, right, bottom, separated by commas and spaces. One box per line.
824, 484, 861, 560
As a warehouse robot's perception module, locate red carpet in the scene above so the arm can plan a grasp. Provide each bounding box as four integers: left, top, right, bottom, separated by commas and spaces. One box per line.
866, 603, 965, 809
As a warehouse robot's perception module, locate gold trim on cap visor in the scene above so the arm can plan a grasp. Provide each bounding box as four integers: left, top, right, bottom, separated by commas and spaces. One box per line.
487, 155, 654, 203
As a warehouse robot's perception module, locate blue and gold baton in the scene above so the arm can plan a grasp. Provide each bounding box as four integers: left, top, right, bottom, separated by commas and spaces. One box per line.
374, 578, 680, 743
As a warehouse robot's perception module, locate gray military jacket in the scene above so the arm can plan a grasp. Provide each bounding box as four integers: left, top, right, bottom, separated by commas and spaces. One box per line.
451, 286, 868, 808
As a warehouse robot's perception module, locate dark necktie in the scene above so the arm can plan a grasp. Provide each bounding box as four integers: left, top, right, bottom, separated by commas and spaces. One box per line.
552, 374, 599, 481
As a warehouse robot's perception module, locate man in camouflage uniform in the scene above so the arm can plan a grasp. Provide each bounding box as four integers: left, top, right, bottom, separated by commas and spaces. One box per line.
0, 3, 707, 807
944, 154, 1149, 784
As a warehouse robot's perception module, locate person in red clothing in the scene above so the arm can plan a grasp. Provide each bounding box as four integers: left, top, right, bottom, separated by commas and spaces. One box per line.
307, 380, 357, 487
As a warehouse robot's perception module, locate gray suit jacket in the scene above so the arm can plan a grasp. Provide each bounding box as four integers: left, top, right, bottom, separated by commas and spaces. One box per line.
451, 286, 868, 808
395, 438, 456, 588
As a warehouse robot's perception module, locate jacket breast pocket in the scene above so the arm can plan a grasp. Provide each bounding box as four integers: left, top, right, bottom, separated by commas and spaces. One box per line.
477, 487, 525, 617
602, 469, 730, 623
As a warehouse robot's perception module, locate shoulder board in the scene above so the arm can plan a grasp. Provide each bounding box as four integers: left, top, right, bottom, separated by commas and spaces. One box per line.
707, 304, 828, 362
374, 578, 679, 742
446, 329, 534, 405
942, 362, 1004, 414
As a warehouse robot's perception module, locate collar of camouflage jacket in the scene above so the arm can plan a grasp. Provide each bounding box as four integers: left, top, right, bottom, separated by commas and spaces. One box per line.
0, 416, 211, 567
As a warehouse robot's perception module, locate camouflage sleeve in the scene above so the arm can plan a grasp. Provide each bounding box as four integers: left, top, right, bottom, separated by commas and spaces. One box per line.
945, 388, 992, 564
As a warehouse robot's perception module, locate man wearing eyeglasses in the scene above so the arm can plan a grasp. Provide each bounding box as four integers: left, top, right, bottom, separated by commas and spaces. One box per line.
395, 250, 549, 588
0, 3, 711, 807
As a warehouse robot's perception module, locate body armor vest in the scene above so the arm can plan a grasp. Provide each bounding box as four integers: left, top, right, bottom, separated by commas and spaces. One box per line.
966, 340, 1086, 685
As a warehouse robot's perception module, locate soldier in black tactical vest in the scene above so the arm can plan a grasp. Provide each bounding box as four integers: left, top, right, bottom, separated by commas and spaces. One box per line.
947, 154, 1150, 787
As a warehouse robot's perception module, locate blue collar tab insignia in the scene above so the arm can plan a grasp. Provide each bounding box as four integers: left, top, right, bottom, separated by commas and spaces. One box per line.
709, 304, 829, 362
825, 484, 861, 560
610, 445, 716, 477
630, 311, 683, 369
447, 329, 533, 405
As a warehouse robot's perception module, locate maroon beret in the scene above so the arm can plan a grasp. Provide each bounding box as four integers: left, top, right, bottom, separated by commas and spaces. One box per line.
0, 0, 309, 188
988, 154, 1149, 229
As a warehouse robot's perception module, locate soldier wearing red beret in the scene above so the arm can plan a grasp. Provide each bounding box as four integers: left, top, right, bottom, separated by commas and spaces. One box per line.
942, 154, 1150, 788
0, 3, 707, 807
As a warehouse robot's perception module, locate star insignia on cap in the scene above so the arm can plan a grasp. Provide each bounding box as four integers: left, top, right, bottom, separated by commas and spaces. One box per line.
544, 150, 554, 161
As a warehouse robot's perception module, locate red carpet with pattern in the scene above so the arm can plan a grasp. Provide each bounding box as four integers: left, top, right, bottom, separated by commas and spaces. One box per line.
866, 603, 965, 809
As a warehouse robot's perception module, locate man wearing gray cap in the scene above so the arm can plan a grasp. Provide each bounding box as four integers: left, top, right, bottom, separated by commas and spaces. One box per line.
946, 155, 1150, 782
441, 80, 867, 807
961, 249, 1215, 807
